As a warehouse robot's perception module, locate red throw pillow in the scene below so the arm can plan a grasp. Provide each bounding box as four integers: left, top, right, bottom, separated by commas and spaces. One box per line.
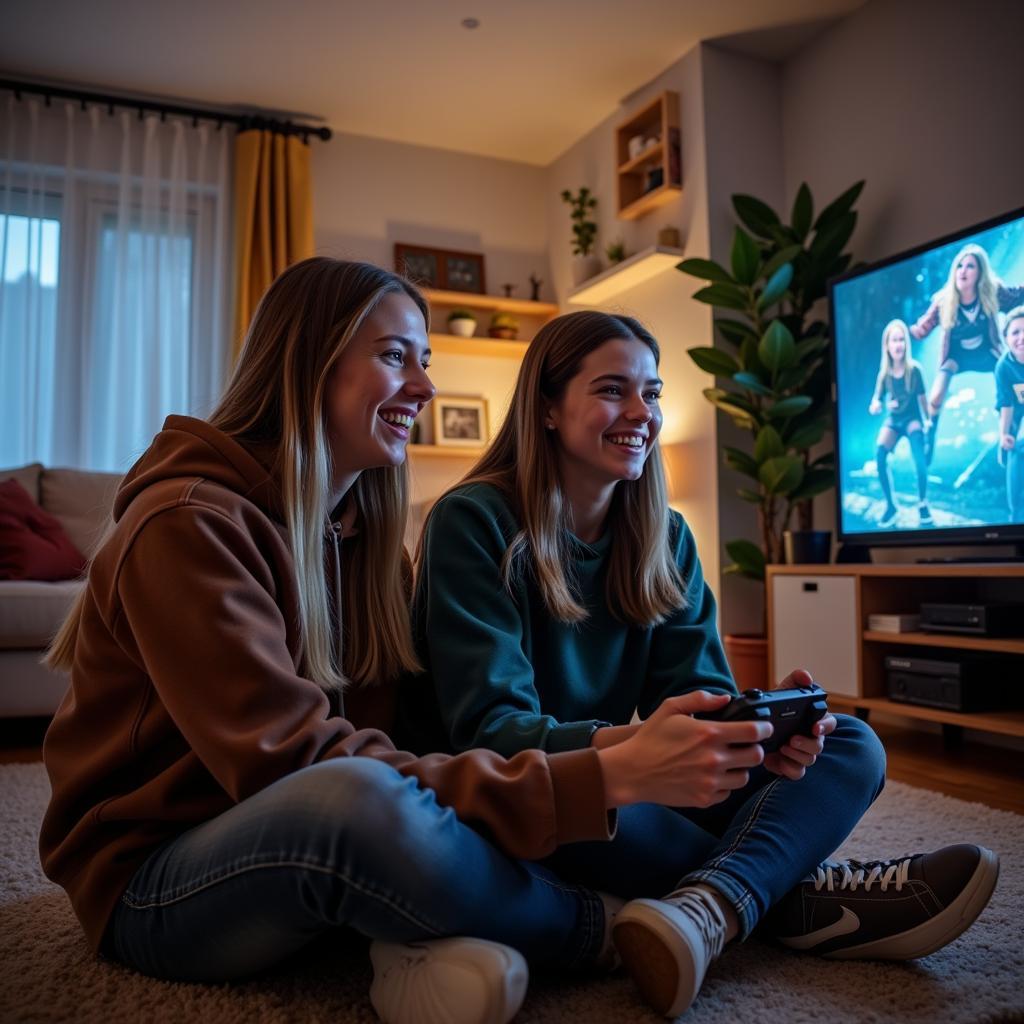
0, 478, 87, 581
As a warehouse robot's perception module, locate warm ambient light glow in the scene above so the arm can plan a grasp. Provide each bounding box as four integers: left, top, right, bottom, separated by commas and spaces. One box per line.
660, 439, 702, 504
567, 246, 684, 305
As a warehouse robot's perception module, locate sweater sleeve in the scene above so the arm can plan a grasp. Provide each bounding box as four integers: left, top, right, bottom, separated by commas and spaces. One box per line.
416, 491, 610, 757
637, 513, 738, 719
115, 503, 612, 859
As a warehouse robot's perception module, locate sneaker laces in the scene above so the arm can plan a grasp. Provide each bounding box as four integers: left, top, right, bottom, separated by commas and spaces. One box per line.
813, 856, 913, 893
662, 887, 728, 960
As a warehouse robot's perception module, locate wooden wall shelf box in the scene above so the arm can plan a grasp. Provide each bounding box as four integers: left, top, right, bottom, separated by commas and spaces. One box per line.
614, 91, 682, 220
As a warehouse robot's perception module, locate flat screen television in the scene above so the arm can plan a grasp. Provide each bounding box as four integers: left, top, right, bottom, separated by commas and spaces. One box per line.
829, 206, 1024, 552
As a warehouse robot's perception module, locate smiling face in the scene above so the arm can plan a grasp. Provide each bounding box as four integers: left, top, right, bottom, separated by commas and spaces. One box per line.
1007, 316, 1024, 363
885, 323, 908, 365
545, 337, 663, 490
324, 290, 434, 482
955, 253, 980, 298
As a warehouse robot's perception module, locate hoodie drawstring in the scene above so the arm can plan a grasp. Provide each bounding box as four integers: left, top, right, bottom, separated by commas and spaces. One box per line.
328, 521, 345, 718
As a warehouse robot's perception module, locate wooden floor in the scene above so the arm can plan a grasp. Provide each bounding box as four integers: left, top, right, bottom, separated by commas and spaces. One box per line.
1, 714, 1021, 815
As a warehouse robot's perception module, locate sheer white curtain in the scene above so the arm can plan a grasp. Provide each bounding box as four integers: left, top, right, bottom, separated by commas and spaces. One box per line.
0, 93, 232, 472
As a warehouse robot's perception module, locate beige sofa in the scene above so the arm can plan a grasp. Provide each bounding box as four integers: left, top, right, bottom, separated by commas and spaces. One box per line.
0, 463, 121, 717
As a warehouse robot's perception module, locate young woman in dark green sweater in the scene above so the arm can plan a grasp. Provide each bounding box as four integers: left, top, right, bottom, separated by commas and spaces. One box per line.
405, 310, 998, 1019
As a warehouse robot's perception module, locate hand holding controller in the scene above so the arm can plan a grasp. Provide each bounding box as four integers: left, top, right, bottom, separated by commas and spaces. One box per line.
694, 682, 829, 753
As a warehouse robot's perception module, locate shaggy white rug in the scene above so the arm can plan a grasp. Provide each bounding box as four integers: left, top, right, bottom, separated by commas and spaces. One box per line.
2, 762, 1022, 1023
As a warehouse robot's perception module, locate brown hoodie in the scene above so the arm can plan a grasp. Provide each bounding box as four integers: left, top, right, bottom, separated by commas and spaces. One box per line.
39, 416, 612, 952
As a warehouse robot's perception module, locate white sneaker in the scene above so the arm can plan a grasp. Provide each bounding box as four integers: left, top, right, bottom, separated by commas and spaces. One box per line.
612, 887, 728, 1017
369, 937, 528, 1024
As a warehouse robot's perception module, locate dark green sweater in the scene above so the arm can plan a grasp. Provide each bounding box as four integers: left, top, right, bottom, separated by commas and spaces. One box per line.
402, 483, 737, 758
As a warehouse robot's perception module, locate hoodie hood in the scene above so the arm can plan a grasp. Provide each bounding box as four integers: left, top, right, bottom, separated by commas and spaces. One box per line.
114, 416, 283, 524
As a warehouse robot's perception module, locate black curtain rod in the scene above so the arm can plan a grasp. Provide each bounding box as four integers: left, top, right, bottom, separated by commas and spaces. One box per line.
0, 77, 332, 142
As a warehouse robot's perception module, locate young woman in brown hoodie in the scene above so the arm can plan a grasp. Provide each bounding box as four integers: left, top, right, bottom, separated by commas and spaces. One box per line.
39, 258, 779, 1024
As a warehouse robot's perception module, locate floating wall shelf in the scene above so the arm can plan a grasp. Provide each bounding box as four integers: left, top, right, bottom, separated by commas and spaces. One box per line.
567, 246, 684, 305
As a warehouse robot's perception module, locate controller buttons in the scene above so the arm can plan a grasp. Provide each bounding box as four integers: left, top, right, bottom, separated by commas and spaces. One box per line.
742, 688, 765, 700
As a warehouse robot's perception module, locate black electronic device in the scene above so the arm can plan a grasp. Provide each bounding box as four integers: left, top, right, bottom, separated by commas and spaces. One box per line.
695, 683, 829, 753
919, 602, 1024, 637
885, 654, 1016, 712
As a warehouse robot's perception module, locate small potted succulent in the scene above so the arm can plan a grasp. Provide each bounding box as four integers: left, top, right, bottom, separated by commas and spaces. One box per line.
488, 312, 519, 340
446, 309, 478, 338
605, 240, 627, 264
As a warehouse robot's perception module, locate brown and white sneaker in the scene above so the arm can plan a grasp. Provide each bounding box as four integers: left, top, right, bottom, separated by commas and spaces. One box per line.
768, 843, 999, 960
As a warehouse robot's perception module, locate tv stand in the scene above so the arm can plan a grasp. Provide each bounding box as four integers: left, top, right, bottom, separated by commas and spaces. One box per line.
767, 563, 1024, 743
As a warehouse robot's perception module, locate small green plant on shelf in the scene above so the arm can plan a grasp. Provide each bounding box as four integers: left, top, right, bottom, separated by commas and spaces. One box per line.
446, 308, 478, 338
488, 312, 519, 340
605, 240, 627, 264
560, 187, 598, 257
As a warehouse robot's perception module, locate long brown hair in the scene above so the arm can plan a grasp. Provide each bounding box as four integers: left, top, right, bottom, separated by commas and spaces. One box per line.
426, 310, 685, 626
49, 257, 426, 693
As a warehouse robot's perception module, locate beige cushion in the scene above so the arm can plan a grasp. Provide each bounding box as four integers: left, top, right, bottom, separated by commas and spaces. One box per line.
0, 579, 83, 648
0, 463, 43, 505
40, 468, 122, 558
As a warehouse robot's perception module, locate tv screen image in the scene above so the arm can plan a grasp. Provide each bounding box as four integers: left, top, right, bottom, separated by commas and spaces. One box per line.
830, 207, 1024, 547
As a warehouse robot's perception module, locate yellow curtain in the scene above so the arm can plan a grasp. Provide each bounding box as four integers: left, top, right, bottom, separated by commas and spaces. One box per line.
232, 130, 314, 359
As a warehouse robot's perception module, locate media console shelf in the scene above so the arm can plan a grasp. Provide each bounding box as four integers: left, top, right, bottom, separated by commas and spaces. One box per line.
766, 563, 1024, 739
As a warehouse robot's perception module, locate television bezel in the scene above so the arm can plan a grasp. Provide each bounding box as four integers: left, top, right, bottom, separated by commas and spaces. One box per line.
827, 203, 1024, 550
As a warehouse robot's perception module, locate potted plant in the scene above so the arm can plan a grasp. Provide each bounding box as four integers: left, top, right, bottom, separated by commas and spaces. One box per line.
446, 308, 478, 338
488, 312, 519, 340
606, 240, 627, 265
676, 180, 864, 686
560, 187, 599, 285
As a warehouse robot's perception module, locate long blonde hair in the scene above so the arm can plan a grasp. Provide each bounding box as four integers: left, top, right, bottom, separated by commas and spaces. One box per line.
939, 243, 999, 330
49, 258, 426, 693
426, 310, 685, 626
878, 318, 917, 376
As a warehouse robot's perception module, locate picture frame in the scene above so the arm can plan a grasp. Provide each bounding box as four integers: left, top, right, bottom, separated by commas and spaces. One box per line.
432, 395, 490, 447
394, 243, 487, 294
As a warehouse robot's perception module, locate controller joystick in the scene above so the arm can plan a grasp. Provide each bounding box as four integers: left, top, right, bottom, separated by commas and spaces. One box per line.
694, 682, 829, 753
742, 688, 765, 700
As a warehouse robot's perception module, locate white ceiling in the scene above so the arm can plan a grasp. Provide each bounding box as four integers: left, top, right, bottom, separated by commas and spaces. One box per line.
2, 0, 865, 165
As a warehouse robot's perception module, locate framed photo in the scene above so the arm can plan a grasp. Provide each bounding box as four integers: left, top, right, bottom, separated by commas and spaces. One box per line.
433, 395, 490, 447
394, 244, 487, 294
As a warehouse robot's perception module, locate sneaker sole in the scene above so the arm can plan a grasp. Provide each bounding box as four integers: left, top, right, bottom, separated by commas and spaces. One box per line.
825, 846, 999, 960
612, 900, 699, 1017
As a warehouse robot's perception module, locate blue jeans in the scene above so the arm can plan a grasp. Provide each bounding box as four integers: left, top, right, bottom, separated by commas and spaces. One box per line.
107, 715, 885, 982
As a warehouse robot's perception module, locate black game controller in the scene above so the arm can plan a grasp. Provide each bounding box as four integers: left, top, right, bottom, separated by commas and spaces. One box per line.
694, 683, 829, 753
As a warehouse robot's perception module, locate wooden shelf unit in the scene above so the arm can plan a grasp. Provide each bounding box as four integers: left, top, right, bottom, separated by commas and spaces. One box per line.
614, 91, 682, 221
767, 562, 1024, 739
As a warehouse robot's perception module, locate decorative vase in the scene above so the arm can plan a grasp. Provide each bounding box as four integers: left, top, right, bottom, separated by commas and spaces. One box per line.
722, 634, 769, 691
447, 317, 476, 338
572, 253, 600, 286
783, 530, 832, 565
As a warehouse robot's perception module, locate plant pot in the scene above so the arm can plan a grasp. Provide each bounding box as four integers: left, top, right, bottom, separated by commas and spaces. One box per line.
783, 530, 832, 565
571, 253, 601, 286
447, 317, 477, 338
488, 326, 518, 340
722, 633, 768, 691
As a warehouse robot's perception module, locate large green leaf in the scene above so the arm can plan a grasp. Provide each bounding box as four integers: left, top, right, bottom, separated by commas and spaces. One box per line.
730, 227, 760, 285
757, 263, 794, 310
811, 211, 857, 262
786, 420, 828, 451
732, 194, 781, 239
761, 245, 802, 282
775, 362, 817, 392
791, 184, 813, 241
736, 488, 763, 504
759, 455, 804, 495
754, 425, 785, 463
733, 371, 773, 396
788, 467, 835, 500
724, 539, 766, 578
795, 335, 830, 360
758, 320, 797, 371
767, 395, 813, 419
716, 318, 758, 348
688, 346, 740, 376
676, 258, 734, 283
723, 447, 759, 479
813, 180, 864, 231
693, 283, 750, 311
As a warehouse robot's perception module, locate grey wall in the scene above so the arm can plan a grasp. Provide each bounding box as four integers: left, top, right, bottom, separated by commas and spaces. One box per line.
781, 0, 1024, 557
